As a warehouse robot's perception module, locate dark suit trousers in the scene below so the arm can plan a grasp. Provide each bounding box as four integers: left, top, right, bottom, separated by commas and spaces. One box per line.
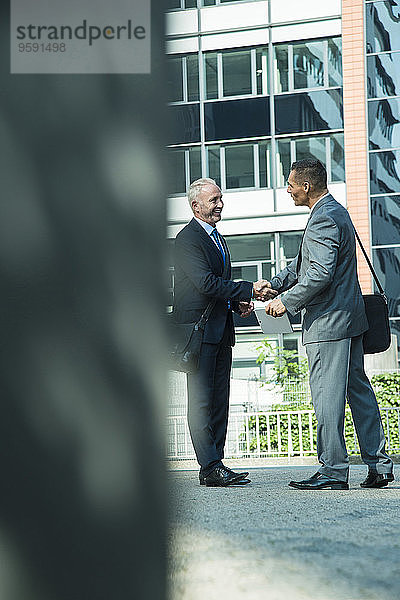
187, 320, 232, 476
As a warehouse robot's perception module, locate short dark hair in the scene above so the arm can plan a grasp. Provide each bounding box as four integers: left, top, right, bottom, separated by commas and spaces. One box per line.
290, 159, 327, 192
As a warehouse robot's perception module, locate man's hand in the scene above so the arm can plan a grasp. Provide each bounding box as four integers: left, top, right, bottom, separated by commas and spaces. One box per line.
253, 280, 278, 301
265, 297, 287, 317
238, 301, 254, 318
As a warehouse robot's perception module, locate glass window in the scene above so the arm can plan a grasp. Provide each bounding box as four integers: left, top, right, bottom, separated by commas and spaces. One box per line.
186, 0, 197, 7
256, 47, 268, 95
226, 234, 274, 262
279, 232, 303, 266
367, 53, 400, 99
369, 98, 400, 150
295, 135, 326, 164
169, 150, 186, 195
232, 265, 258, 282
189, 147, 202, 183
225, 144, 254, 189
222, 49, 252, 97
259, 141, 271, 188
274, 45, 289, 93
366, 2, 400, 54
370, 149, 400, 194
206, 145, 221, 187
371, 195, 400, 246
205, 52, 218, 100
372, 247, 400, 317
262, 263, 274, 280
276, 139, 291, 187
167, 0, 182, 10
204, 97, 270, 141
330, 133, 345, 182
293, 41, 325, 90
168, 57, 183, 103
275, 89, 343, 134
187, 55, 199, 102
169, 104, 201, 145
328, 38, 342, 87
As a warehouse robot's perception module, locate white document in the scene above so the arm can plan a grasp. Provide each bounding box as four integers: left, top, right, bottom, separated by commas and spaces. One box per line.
254, 304, 294, 334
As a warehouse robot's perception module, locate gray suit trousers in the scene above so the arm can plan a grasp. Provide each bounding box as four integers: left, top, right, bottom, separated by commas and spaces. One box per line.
306, 334, 393, 481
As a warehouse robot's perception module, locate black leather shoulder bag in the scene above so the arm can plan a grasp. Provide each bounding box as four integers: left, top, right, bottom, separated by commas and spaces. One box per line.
354, 227, 391, 354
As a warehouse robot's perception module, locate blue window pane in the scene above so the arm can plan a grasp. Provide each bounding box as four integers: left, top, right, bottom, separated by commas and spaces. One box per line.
206, 145, 221, 187
225, 144, 254, 189
328, 38, 342, 87
168, 150, 186, 195
371, 195, 400, 245
330, 133, 345, 182
276, 139, 291, 187
204, 97, 270, 141
293, 41, 325, 90
367, 53, 400, 99
369, 98, 400, 150
366, 2, 400, 53
372, 247, 400, 317
169, 104, 200, 144
369, 150, 400, 194
275, 90, 343, 135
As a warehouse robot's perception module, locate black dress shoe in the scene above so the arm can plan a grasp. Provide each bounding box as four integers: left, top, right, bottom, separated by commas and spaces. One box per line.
199, 466, 249, 486
289, 472, 349, 490
203, 466, 248, 487
360, 471, 394, 488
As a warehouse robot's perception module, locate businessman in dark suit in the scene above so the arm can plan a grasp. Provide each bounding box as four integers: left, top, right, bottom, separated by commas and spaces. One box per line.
173, 178, 277, 487
266, 159, 394, 490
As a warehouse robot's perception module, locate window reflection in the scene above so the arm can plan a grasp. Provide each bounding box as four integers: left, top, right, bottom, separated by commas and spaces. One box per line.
168, 57, 183, 103
205, 140, 271, 190
206, 145, 221, 188
275, 89, 343, 135
226, 234, 274, 261
222, 50, 252, 97
366, 2, 400, 54
274, 37, 342, 94
274, 45, 289, 93
367, 53, 400, 99
370, 150, 400, 194
204, 97, 270, 141
293, 41, 325, 89
169, 104, 200, 144
371, 195, 400, 245
369, 98, 400, 150
225, 144, 254, 189
373, 247, 400, 317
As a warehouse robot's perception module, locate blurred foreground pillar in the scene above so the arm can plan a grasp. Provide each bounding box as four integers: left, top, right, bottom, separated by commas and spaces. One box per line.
0, 2, 166, 599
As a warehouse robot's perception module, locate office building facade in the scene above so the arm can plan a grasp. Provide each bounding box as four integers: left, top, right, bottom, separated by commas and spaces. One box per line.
166, 0, 400, 378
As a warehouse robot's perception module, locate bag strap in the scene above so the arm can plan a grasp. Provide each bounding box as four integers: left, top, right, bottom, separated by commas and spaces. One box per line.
196, 245, 231, 330
353, 226, 386, 296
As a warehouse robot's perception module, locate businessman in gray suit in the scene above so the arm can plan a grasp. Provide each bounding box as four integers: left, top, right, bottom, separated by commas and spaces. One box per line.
266, 159, 394, 490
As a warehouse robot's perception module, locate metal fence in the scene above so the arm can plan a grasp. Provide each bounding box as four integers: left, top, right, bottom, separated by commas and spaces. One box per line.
167, 407, 400, 460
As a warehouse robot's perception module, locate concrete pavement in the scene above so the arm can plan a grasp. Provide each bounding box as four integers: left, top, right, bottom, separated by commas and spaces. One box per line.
168, 466, 400, 600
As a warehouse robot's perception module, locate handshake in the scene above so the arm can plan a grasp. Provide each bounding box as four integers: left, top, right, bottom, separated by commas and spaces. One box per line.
252, 279, 278, 301
238, 280, 278, 318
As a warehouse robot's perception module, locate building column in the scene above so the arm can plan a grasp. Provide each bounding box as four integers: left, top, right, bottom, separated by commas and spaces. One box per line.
342, 0, 371, 292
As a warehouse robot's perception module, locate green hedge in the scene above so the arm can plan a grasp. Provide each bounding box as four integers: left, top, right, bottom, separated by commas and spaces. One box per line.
244, 372, 400, 455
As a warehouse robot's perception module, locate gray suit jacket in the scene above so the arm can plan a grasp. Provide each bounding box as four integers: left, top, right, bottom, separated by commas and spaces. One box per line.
270, 194, 368, 344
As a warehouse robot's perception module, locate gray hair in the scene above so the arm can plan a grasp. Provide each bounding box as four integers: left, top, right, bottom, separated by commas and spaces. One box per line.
187, 178, 217, 210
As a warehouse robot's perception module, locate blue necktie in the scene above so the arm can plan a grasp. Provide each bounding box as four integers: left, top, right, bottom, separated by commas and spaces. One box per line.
211, 228, 225, 265
211, 228, 230, 309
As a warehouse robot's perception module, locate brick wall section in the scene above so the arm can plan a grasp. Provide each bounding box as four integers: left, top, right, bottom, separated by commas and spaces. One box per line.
342, 0, 372, 292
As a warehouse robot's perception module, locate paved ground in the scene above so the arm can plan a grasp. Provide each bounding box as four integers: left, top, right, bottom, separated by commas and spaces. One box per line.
168, 466, 400, 600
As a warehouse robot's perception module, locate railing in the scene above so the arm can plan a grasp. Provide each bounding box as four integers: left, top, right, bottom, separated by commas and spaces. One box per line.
167, 407, 400, 460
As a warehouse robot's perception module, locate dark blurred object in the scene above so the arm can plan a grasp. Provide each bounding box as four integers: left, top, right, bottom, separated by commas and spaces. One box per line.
0, 2, 166, 599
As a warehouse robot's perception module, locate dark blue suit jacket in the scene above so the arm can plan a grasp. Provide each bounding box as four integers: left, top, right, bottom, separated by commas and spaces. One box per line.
173, 218, 253, 345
